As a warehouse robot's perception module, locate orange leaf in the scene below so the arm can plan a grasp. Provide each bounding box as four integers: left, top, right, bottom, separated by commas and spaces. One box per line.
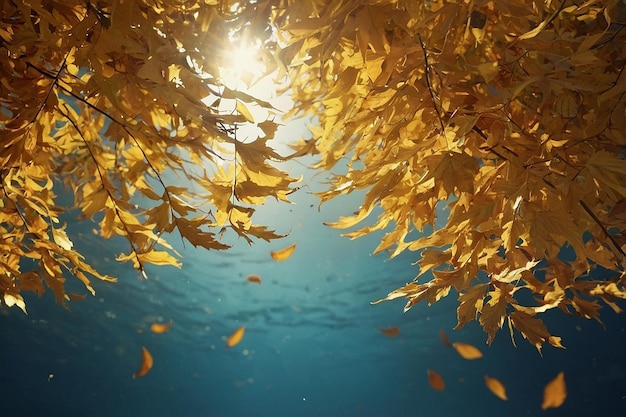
427, 369, 445, 391
541, 372, 567, 410
439, 329, 452, 347
452, 342, 483, 360
377, 326, 400, 337
246, 274, 262, 284
270, 243, 296, 261
150, 320, 173, 334
484, 375, 508, 400
226, 326, 246, 348
133, 347, 153, 379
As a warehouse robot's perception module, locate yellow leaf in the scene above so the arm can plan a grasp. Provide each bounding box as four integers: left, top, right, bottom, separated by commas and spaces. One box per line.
452, 342, 483, 360
226, 326, 246, 348
150, 320, 173, 334
484, 375, 508, 400
236, 100, 255, 122
509, 311, 565, 353
3, 293, 27, 314
456, 283, 488, 329
541, 372, 567, 410
270, 243, 296, 261
51, 224, 73, 251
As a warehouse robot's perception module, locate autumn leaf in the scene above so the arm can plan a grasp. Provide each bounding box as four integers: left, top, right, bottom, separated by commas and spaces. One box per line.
541, 372, 567, 410
452, 342, 483, 360
484, 375, 508, 400
150, 320, 174, 334
270, 243, 297, 261
246, 274, 263, 284
427, 369, 445, 391
226, 326, 246, 348
133, 347, 153, 379
439, 329, 452, 347
377, 326, 400, 337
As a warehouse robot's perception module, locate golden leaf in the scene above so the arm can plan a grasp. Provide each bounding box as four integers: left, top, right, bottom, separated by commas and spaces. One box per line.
270, 243, 296, 261
150, 320, 173, 334
452, 342, 483, 360
541, 372, 567, 410
226, 326, 246, 348
508, 311, 565, 353
484, 375, 508, 400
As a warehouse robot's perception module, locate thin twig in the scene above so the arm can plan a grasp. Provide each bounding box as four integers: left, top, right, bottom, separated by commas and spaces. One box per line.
579, 199, 626, 258
58, 105, 147, 276
417, 34, 445, 133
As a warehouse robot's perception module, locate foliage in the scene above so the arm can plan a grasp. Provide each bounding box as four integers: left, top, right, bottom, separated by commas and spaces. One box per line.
0, 0, 298, 311
1, 0, 626, 351
274, 0, 626, 350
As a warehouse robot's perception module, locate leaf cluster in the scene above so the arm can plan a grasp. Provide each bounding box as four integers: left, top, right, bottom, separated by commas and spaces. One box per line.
0, 0, 298, 310
274, 0, 626, 349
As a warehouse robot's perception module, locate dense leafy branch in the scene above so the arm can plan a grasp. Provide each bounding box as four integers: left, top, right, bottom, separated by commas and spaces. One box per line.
1, 0, 625, 351
273, 0, 626, 351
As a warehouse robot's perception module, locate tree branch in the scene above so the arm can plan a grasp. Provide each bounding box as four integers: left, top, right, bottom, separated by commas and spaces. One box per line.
579, 199, 626, 259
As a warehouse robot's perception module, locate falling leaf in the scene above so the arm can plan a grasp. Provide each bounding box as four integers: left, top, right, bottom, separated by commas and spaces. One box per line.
246, 274, 262, 284
439, 329, 452, 347
226, 326, 246, 348
270, 243, 297, 261
484, 375, 508, 400
150, 320, 173, 334
452, 342, 483, 360
541, 372, 567, 410
427, 369, 445, 391
132, 347, 153, 379
377, 326, 400, 337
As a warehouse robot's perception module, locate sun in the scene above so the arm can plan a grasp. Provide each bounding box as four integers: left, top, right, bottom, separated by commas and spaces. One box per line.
219, 38, 266, 91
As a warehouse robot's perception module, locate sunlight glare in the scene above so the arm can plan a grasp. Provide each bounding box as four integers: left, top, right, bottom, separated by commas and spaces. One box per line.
220, 39, 266, 91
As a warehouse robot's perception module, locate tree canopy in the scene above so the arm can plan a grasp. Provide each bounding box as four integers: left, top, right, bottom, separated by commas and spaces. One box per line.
1, 0, 625, 351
